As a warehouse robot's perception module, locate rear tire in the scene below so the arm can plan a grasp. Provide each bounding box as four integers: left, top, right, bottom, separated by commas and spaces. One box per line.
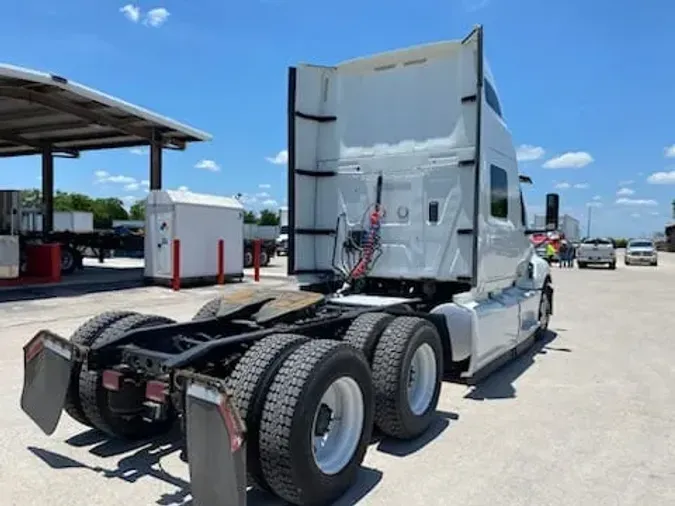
259, 340, 374, 506
79, 314, 177, 439
343, 312, 394, 364
578, 262, 587, 269
260, 250, 270, 267
64, 311, 138, 427
61, 246, 78, 275
371, 316, 443, 440
609, 262, 616, 270
244, 250, 253, 268
227, 333, 310, 491
192, 298, 221, 320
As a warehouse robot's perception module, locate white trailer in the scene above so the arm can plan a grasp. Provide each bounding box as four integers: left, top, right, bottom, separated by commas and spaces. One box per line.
560, 214, 580, 241
144, 190, 244, 284
21, 26, 559, 506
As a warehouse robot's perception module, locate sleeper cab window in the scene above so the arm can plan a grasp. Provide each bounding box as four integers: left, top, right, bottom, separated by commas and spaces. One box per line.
484, 79, 502, 118
490, 164, 508, 219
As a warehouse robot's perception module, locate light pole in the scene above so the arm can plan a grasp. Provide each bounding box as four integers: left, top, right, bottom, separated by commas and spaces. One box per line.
586, 204, 593, 238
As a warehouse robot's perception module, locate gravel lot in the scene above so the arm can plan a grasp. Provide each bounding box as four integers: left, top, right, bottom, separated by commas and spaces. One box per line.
1, 253, 674, 505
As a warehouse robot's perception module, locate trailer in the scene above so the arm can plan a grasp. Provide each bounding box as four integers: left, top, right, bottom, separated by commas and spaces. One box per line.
20, 26, 559, 506
243, 224, 277, 267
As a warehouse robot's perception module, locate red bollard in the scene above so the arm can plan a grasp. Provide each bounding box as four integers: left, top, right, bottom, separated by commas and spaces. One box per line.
217, 239, 225, 285
172, 239, 181, 291
253, 239, 261, 282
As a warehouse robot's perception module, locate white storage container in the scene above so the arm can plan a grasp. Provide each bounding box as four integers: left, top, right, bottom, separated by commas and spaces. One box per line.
244, 224, 280, 240
144, 190, 244, 283
0, 235, 20, 279
54, 211, 94, 232
21, 210, 94, 232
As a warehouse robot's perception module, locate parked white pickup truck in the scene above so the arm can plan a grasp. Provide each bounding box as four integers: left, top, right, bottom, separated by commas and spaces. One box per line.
625, 238, 658, 266
577, 237, 616, 270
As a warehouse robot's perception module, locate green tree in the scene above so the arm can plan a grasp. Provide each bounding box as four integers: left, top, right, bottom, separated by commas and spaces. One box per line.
129, 200, 145, 220
91, 198, 129, 229
258, 208, 280, 226
20, 189, 41, 208
243, 210, 258, 224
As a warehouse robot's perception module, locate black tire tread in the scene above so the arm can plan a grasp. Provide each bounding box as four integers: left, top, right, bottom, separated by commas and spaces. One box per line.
227, 333, 310, 489
64, 311, 137, 426
259, 340, 371, 506
79, 313, 176, 438
343, 312, 394, 363
371, 316, 442, 439
192, 298, 221, 320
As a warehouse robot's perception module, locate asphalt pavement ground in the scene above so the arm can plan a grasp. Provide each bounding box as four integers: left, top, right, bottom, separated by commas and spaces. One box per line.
1, 252, 674, 505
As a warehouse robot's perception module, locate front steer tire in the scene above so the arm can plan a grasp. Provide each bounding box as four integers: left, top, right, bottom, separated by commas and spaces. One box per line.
371, 316, 443, 440
79, 314, 177, 439
64, 311, 138, 427
226, 333, 310, 491
259, 340, 374, 506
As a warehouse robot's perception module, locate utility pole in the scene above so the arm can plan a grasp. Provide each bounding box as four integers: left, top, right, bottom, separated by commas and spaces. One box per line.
586, 205, 592, 238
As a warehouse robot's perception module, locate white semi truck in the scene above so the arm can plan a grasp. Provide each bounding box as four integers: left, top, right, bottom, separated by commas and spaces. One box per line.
21, 26, 558, 506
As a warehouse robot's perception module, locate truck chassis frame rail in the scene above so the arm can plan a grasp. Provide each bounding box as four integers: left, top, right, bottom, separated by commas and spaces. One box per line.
20, 288, 437, 506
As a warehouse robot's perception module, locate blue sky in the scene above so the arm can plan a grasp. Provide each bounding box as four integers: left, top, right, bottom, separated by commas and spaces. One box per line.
1, 0, 674, 237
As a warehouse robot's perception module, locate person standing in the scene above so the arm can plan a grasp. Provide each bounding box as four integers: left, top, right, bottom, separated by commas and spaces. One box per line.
558, 240, 568, 268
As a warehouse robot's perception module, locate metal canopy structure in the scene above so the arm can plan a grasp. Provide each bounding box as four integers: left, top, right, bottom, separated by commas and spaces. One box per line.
0, 63, 212, 232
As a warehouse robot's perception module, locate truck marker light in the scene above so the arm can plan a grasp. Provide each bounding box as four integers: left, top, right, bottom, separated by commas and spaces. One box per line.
145, 380, 168, 403
102, 370, 122, 391
24, 337, 44, 363
187, 382, 245, 453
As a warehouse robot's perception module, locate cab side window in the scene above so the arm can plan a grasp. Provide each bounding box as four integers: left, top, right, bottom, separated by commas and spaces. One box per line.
490, 164, 508, 219
484, 80, 503, 118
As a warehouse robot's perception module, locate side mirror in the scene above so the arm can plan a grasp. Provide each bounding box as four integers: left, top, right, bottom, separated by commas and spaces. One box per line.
545, 193, 559, 231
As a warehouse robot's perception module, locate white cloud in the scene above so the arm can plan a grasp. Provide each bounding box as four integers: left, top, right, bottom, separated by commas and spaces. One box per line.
554, 182, 570, 189
646, 170, 675, 185
195, 159, 221, 172
262, 199, 279, 207
125, 182, 140, 191
543, 151, 594, 169
618, 179, 634, 186
516, 144, 545, 162
177, 185, 189, 192
141, 179, 149, 187
616, 187, 634, 196
664, 145, 675, 158
631, 213, 641, 218
255, 192, 270, 198
592, 195, 602, 201
587, 201, 603, 208
143, 7, 170, 27
615, 198, 658, 207
107, 175, 136, 184
120, 4, 141, 23
265, 149, 288, 165
129, 147, 147, 155
258, 183, 271, 189
95, 171, 136, 185
574, 183, 589, 189
650, 211, 660, 216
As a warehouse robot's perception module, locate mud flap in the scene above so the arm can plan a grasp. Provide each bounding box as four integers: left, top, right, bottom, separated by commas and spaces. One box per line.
184, 374, 247, 506
20, 331, 78, 435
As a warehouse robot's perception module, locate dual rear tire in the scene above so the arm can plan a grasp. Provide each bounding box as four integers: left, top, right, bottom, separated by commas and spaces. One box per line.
233, 314, 443, 505
65, 313, 178, 439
